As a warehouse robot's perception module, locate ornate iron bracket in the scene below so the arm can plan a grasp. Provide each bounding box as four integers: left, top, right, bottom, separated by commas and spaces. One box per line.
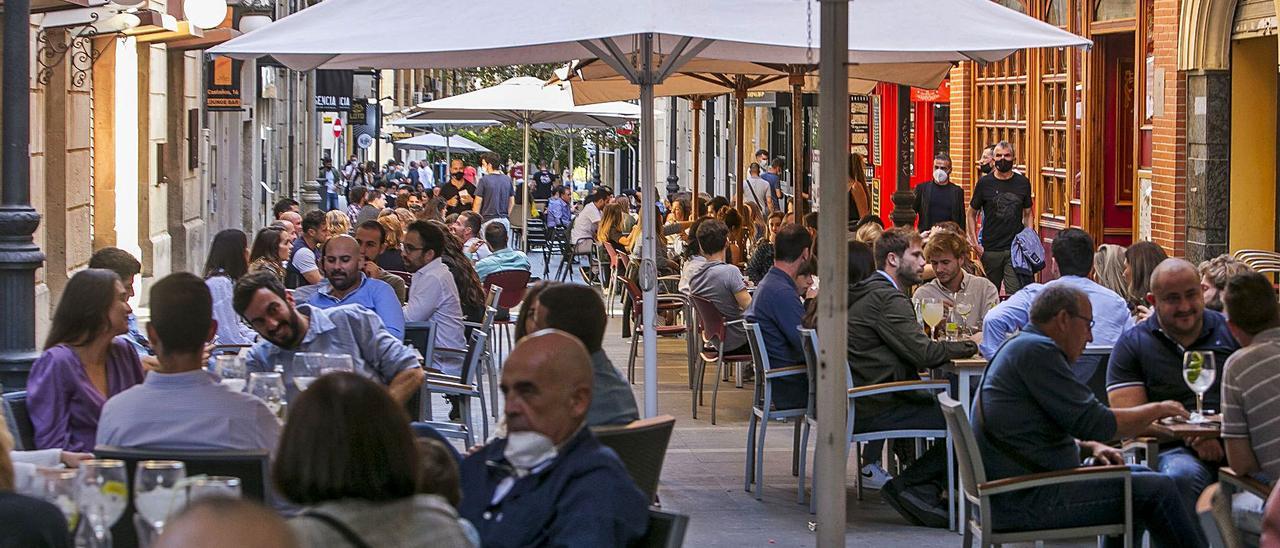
36, 12, 104, 89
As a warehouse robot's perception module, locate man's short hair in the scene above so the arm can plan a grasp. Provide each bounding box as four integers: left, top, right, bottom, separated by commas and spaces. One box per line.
272, 198, 299, 219
479, 152, 500, 168
457, 211, 482, 237
994, 140, 1014, 154
483, 222, 508, 250
773, 223, 812, 262
770, 158, 785, 170
933, 152, 952, 168
537, 284, 607, 353
356, 220, 387, 245
1051, 228, 1094, 278
873, 227, 921, 270
232, 271, 288, 317
405, 220, 447, 258
89, 247, 142, 280
696, 219, 730, 255
149, 273, 212, 355
755, 149, 768, 158
1224, 272, 1280, 336
551, 185, 567, 196
923, 230, 969, 261
1030, 285, 1087, 326
1200, 254, 1252, 295
748, 163, 761, 175
301, 210, 326, 234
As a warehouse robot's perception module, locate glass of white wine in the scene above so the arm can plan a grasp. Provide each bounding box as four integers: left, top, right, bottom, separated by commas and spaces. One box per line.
1182, 351, 1217, 424
922, 299, 944, 340
954, 301, 974, 330
214, 355, 247, 393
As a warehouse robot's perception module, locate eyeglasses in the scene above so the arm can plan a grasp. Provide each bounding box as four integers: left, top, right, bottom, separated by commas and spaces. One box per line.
401, 243, 424, 253
1069, 312, 1095, 329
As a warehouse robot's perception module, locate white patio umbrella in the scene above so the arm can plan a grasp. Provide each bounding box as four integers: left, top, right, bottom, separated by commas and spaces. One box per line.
400, 76, 639, 250
212, 3, 1087, 537
392, 133, 491, 153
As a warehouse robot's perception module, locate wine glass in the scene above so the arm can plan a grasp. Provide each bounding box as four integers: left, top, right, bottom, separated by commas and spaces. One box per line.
954, 301, 974, 329
1183, 351, 1217, 424
248, 372, 287, 420
912, 298, 925, 331
188, 476, 242, 502
292, 353, 324, 392
214, 355, 247, 393
321, 353, 355, 375
39, 469, 79, 532
76, 459, 128, 548
922, 299, 944, 340
133, 461, 186, 537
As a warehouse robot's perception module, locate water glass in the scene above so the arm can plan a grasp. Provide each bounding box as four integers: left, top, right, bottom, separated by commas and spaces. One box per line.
321, 353, 354, 374
133, 461, 186, 536
39, 469, 79, 532
214, 355, 247, 393
248, 372, 287, 420
188, 476, 242, 502
292, 352, 325, 392
76, 459, 128, 548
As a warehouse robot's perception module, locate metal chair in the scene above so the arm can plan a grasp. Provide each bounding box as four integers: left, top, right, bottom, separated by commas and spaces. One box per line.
740, 321, 807, 501
466, 290, 502, 419
557, 238, 598, 283
1210, 468, 1272, 548
796, 329, 952, 513
936, 393, 1133, 548
1, 391, 35, 450
420, 326, 492, 447
94, 446, 270, 548
483, 269, 532, 365
620, 275, 689, 383
590, 414, 677, 503
635, 508, 690, 548
687, 294, 750, 424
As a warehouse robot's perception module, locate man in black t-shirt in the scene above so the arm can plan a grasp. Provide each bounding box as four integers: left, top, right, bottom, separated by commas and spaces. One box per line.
912, 153, 966, 233
530, 163, 556, 200
439, 158, 477, 216
966, 141, 1032, 294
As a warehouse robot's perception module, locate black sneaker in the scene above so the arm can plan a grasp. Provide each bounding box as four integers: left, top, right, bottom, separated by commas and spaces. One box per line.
897, 485, 949, 528
880, 481, 924, 527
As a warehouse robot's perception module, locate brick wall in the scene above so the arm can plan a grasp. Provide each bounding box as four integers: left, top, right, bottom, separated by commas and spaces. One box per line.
1150, 0, 1187, 257
948, 63, 973, 199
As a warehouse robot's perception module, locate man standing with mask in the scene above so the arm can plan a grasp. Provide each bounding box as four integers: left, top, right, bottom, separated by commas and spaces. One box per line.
440, 158, 476, 216
967, 140, 1033, 294
912, 153, 966, 233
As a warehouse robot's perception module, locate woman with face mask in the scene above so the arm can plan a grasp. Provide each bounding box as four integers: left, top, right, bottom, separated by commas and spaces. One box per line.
912, 153, 968, 233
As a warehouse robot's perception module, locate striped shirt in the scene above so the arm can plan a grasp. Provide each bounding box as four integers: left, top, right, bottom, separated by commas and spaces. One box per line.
1222, 327, 1280, 479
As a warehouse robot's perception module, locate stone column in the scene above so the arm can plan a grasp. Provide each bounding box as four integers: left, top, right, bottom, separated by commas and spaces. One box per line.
1184, 70, 1231, 264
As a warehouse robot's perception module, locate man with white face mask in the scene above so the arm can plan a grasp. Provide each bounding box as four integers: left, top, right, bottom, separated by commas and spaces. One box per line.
912, 152, 966, 233
458, 330, 649, 548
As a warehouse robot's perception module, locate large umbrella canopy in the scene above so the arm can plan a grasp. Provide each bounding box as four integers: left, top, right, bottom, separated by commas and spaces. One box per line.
210, 0, 1086, 70
402, 77, 639, 126
392, 133, 491, 153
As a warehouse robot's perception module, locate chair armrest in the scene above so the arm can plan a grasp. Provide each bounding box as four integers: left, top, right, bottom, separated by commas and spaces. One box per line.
764, 365, 807, 379
657, 275, 681, 282
426, 378, 477, 392
848, 380, 949, 398
426, 372, 462, 383
462, 321, 484, 330
1220, 467, 1272, 499
432, 346, 469, 356
1119, 437, 1160, 464
978, 465, 1131, 497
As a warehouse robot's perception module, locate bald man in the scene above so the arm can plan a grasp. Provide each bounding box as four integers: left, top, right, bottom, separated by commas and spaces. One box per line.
279, 211, 303, 238
459, 330, 649, 548
1107, 258, 1240, 540
292, 235, 405, 339
156, 496, 298, 548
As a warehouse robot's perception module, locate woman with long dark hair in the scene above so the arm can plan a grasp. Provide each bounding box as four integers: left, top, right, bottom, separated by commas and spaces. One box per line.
204, 229, 256, 345
429, 220, 487, 324
27, 269, 144, 451
1124, 240, 1169, 319
248, 227, 290, 282
277, 373, 469, 546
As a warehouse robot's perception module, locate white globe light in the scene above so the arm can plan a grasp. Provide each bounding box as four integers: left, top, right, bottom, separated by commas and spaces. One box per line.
184, 0, 228, 30
237, 14, 272, 33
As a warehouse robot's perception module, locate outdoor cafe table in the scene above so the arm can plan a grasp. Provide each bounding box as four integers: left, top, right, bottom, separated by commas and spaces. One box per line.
1151, 414, 1222, 439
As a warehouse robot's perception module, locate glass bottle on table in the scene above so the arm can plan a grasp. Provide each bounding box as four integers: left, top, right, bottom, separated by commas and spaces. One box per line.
1182, 351, 1217, 424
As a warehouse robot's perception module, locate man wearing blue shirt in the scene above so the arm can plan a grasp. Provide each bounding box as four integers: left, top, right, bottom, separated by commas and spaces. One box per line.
1107, 259, 1239, 536
98, 273, 280, 452
292, 235, 405, 339
543, 185, 573, 230
981, 228, 1134, 385
763, 159, 784, 212
233, 271, 423, 405
474, 223, 530, 282
974, 285, 1196, 546
743, 223, 812, 410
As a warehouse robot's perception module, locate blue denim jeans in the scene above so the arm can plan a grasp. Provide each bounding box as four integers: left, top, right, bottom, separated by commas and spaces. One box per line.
991, 465, 1199, 548
1156, 446, 1214, 544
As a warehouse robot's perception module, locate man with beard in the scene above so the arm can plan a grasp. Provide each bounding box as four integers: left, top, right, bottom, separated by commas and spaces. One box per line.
847, 227, 978, 527
1199, 254, 1251, 312
912, 230, 998, 334
1107, 259, 1240, 541
292, 235, 405, 339
401, 221, 467, 376
353, 220, 407, 303
233, 271, 423, 405
439, 159, 477, 216
967, 140, 1032, 294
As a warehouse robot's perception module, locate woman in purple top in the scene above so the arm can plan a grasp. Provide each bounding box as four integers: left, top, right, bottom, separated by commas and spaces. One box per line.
27, 269, 144, 452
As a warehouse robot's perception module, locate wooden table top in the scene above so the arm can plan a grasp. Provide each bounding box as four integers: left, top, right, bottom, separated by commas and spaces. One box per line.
1153, 414, 1222, 438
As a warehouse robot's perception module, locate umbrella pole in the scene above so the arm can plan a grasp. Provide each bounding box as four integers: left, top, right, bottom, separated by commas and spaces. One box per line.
734, 81, 746, 209
816, 0, 850, 544
639, 34, 658, 419
522, 120, 530, 252
691, 98, 702, 216
445, 126, 452, 176
791, 75, 805, 218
